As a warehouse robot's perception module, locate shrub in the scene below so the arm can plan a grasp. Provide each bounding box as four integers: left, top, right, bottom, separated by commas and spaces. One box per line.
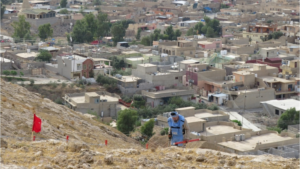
141, 119, 155, 138
135, 120, 141, 127
231, 120, 242, 126
2, 70, 10, 76
61, 82, 67, 88
10, 70, 17, 76
208, 104, 219, 110
19, 71, 24, 77
55, 98, 64, 105
267, 126, 282, 133
160, 127, 169, 135
29, 79, 34, 86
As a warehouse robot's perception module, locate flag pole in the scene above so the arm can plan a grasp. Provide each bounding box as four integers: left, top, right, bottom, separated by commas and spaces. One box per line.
32, 108, 35, 141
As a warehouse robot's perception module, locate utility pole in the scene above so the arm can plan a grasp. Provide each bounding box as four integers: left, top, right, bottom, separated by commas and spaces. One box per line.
242, 86, 247, 127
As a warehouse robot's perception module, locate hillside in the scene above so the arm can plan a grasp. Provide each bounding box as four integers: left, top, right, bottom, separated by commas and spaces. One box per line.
1, 80, 299, 169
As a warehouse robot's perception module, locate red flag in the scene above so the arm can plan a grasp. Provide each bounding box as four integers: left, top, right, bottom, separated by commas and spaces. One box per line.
32, 114, 42, 133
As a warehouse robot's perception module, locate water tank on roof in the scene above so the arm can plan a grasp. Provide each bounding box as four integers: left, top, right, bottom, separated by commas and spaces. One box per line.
235, 135, 240, 141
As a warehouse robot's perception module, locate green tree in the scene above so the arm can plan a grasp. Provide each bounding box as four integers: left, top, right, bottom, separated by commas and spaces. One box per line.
12, 15, 31, 41
174, 29, 181, 39
35, 50, 52, 62
194, 22, 204, 34
206, 27, 215, 38
1, 2, 5, 20
140, 36, 151, 46
277, 108, 299, 130
272, 31, 283, 39
10, 70, 17, 76
2, 70, 10, 76
117, 109, 138, 134
38, 23, 53, 41
141, 118, 155, 138
59, 9, 69, 14
164, 26, 174, 40
60, 0, 67, 8
186, 27, 195, 36
24, 31, 36, 45
93, 0, 101, 5
96, 12, 110, 37
110, 56, 125, 69
110, 23, 125, 46
136, 28, 141, 40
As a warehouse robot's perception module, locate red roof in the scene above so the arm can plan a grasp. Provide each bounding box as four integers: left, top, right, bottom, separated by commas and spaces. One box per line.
90, 40, 99, 45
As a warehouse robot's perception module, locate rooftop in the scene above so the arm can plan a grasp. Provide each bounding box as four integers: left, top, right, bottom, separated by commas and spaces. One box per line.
260, 76, 295, 83
261, 99, 300, 111
16, 52, 38, 58
199, 125, 241, 136
69, 92, 118, 104
218, 133, 294, 152
195, 113, 224, 119
185, 117, 206, 123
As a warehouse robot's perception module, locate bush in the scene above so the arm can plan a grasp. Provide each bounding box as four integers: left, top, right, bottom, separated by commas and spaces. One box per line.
19, 71, 24, 77
117, 109, 138, 134
61, 82, 67, 88
55, 98, 64, 105
160, 127, 169, 135
135, 120, 141, 127
29, 79, 34, 86
51, 82, 58, 89
277, 108, 299, 130
2, 70, 10, 76
70, 83, 75, 88
267, 126, 282, 133
231, 120, 242, 126
208, 104, 219, 110
121, 95, 132, 103
10, 70, 17, 76
141, 119, 155, 138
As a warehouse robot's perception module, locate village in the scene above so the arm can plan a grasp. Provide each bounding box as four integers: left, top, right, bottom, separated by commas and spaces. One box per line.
0, 0, 299, 165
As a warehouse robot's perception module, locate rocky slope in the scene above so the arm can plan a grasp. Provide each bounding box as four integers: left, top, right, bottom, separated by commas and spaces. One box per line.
1, 80, 299, 169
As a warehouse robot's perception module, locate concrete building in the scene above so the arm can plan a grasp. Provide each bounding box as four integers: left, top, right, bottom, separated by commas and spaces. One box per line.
257, 76, 298, 100
63, 92, 119, 118
142, 89, 194, 107
280, 60, 300, 76
261, 99, 300, 116
260, 47, 278, 58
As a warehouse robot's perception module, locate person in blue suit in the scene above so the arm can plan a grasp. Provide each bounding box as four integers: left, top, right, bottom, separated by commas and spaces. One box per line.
168, 111, 190, 147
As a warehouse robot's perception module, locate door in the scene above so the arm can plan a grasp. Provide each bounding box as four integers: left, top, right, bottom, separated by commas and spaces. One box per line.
295, 62, 297, 68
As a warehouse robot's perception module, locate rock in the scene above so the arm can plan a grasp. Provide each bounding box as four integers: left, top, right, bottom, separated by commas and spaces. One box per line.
196, 156, 205, 162
67, 143, 89, 152
219, 159, 225, 164
95, 160, 102, 165
1, 139, 8, 148
34, 151, 43, 157
104, 155, 114, 165
226, 160, 236, 166
185, 155, 193, 160
44, 165, 53, 169
66, 165, 74, 169
82, 164, 90, 169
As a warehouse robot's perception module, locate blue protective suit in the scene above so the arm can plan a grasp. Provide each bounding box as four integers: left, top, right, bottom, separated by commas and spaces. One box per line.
168, 115, 185, 147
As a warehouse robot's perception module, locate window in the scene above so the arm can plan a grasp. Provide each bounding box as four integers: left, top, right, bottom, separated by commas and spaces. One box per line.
175, 77, 178, 79
83, 65, 86, 70
77, 64, 81, 70
216, 43, 220, 48
89, 64, 92, 69
275, 109, 279, 115
95, 98, 99, 103
290, 48, 293, 52
240, 77, 242, 81
190, 51, 192, 54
